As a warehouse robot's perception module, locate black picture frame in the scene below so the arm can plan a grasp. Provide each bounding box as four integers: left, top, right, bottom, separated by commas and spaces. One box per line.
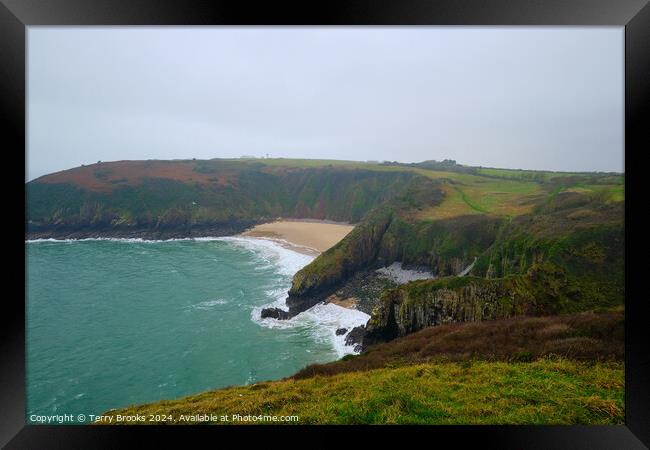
3, 1, 648, 448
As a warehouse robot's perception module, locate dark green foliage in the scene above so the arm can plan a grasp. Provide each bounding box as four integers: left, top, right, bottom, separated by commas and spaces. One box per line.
289, 176, 486, 297
28, 159, 624, 343
290, 178, 502, 296
384, 159, 478, 175
27, 183, 87, 225
376, 214, 502, 275
364, 260, 623, 343
289, 206, 395, 297
471, 193, 624, 313
288, 172, 623, 333
26, 165, 416, 232
415, 159, 476, 173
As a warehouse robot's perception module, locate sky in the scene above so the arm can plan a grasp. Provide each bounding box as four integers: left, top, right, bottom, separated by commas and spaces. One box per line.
27, 27, 624, 181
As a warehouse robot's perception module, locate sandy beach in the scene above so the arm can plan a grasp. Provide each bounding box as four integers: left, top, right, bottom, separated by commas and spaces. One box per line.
241, 220, 355, 255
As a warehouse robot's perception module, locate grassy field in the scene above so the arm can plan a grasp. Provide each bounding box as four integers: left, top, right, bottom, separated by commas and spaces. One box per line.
475, 166, 577, 181
29, 158, 624, 231
102, 358, 623, 425
440, 173, 621, 218
410, 165, 623, 219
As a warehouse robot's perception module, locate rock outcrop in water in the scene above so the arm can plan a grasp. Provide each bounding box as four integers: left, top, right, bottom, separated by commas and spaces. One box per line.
260, 307, 290, 320
344, 325, 366, 353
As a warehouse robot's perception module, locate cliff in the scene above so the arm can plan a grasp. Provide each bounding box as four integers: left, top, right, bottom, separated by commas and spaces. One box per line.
27, 158, 625, 335
286, 175, 623, 337
26, 159, 416, 239
284, 176, 507, 316
358, 198, 623, 346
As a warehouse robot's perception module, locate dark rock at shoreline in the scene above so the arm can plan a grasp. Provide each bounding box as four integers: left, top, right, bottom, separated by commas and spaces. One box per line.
260, 307, 290, 320
262, 296, 326, 321
335, 328, 348, 336
285, 294, 330, 318
345, 325, 366, 353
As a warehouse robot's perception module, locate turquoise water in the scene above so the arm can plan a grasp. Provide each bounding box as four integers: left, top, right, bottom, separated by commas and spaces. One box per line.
26, 237, 368, 423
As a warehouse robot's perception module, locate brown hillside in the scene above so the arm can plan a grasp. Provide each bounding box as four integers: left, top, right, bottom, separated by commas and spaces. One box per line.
36, 160, 236, 192
293, 309, 624, 379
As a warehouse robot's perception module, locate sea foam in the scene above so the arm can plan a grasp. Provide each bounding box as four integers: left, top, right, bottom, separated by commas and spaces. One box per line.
26, 237, 226, 244
27, 235, 370, 358
228, 236, 371, 357
188, 299, 229, 310
300, 303, 370, 358
216, 236, 313, 277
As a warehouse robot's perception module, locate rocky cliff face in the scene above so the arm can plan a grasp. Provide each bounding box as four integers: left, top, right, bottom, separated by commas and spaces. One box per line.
388, 193, 619, 337
30, 160, 624, 338
362, 255, 624, 348
284, 207, 395, 316
364, 276, 528, 345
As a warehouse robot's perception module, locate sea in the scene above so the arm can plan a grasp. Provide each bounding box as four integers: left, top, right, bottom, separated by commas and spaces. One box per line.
25, 237, 369, 423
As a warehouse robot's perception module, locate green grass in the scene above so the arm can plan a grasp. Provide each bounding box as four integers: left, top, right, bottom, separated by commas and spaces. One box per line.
566, 184, 625, 202
235, 157, 370, 168
29, 158, 623, 230
101, 358, 623, 425
453, 186, 490, 214
475, 167, 591, 182
411, 167, 546, 217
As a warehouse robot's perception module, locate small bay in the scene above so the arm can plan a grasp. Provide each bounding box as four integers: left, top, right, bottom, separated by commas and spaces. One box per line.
26, 238, 368, 422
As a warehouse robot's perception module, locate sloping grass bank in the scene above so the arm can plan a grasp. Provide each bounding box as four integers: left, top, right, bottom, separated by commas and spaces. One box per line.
102, 358, 623, 425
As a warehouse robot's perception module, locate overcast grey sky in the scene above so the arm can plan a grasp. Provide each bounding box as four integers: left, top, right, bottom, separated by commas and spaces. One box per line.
27, 27, 623, 181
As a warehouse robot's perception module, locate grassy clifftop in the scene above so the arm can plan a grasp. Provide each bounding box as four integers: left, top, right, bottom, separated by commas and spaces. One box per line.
287, 162, 623, 321
101, 310, 624, 425
27, 158, 622, 239
102, 359, 623, 425
26, 159, 416, 236
28, 157, 624, 325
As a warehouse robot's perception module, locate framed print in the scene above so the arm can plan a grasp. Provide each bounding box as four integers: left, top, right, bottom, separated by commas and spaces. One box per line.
2, 0, 649, 448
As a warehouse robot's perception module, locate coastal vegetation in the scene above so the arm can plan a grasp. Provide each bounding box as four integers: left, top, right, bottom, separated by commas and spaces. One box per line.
26, 159, 416, 236
103, 358, 623, 425
286, 162, 623, 335
26, 158, 624, 424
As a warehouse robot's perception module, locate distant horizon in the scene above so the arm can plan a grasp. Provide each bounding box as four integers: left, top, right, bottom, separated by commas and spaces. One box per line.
28, 155, 624, 182
28, 27, 623, 181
